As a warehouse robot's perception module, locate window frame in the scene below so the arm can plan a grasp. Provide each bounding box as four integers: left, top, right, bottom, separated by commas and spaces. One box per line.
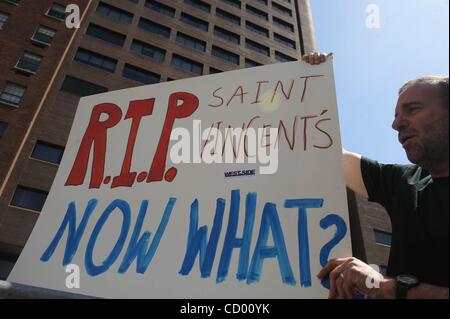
60, 75, 108, 97
171, 54, 203, 75
31, 25, 56, 46
10, 185, 49, 212
130, 39, 166, 62
15, 51, 43, 75
374, 229, 392, 246
0, 121, 7, 139
0, 82, 26, 108
122, 63, 161, 85
30, 140, 65, 165
46, 2, 67, 21
0, 11, 9, 30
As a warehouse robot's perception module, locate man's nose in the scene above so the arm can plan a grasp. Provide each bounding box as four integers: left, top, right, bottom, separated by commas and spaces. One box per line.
392, 115, 408, 131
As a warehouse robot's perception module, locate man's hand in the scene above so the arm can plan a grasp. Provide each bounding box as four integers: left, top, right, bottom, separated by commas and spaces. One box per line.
302, 52, 333, 65
317, 257, 396, 299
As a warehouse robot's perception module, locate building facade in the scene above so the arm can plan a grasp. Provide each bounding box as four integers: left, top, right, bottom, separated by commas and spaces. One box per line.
0, 0, 391, 282
0, 0, 91, 279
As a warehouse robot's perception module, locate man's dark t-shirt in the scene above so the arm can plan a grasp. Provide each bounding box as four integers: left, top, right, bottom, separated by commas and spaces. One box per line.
361, 157, 449, 287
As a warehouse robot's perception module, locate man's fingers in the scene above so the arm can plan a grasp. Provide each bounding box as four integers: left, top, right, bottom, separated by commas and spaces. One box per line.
317, 262, 334, 278
342, 279, 355, 299
313, 52, 321, 64
336, 276, 346, 299
302, 52, 333, 65
328, 270, 338, 299
328, 262, 346, 299
302, 52, 329, 65
302, 52, 314, 63
317, 258, 348, 278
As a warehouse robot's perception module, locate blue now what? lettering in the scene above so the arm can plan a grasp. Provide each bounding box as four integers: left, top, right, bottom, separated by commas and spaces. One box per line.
178, 189, 347, 287
40, 189, 346, 287
41, 198, 177, 276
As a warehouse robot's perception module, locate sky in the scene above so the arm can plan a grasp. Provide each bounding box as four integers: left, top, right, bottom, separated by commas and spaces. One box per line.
310, 0, 449, 164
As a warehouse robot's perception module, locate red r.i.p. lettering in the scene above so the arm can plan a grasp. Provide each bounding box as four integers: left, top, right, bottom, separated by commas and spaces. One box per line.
65, 103, 122, 188
147, 92, 199, 183
111, 99, 155, 188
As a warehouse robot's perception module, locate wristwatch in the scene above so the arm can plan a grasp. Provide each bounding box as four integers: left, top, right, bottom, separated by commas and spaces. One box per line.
395, 275, 419, 299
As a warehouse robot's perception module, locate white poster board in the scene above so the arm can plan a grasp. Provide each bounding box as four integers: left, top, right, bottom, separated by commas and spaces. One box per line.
8, 60, 351, 298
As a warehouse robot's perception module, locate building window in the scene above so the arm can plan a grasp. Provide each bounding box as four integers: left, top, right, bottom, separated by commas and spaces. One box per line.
46, 3, 66, 21
274, 33, 296, 49
275, 50, 296, 62
214, 26, 240, 44
86, 24, 126, 46
0, 253, 18, 281
221, 0, 240, 9
61, 76, 108, 97
171, 54, 203, 75
0, 82, 26, 107
31, 25, 56, 46
0, 121, 7, 139
215, 8, 240, 26
145, 0, 175, 17
209, 67, 223, 74
130, 39, 165, 62
246, 5, 268, 21
245, 39, 270, 56
123, 64, 160, 84
212, 46, 239, 65
374, 229, 392, 246
184, 0, 210, 13
31, 141, 64, 164
272, 2, 292, 17
74, 48, 117, 73
3, 0, 20, 5
10, 186, 48, 212
0, 11, 9, 30
15, 51, 42, 74
97, 2, 133, 24
180, 12, 208, 31
138, 18, 171, 38
176, 32, 206, 52
245, 58, 262, 68
256, 0, 267, 5
273, 16, 294, 32
245, 21, 269, 37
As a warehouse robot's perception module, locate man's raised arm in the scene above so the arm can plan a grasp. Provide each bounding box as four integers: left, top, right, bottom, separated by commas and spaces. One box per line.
302, 52, 368, 198
342, 149, 368, 198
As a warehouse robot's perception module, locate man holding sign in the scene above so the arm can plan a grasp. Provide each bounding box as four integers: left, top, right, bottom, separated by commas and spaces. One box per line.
303, 52, 449, 299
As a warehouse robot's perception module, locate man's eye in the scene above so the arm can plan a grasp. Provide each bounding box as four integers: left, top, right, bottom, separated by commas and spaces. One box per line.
408, 106, 421, 113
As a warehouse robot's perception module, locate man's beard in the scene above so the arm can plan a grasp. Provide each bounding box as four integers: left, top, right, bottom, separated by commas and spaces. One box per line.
405, 121, 449, 172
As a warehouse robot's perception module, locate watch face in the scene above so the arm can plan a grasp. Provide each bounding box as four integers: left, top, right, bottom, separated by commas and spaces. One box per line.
397, 275, 419, 286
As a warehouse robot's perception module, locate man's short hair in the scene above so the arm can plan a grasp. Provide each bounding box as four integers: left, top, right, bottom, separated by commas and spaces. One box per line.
399, 76, 449, 108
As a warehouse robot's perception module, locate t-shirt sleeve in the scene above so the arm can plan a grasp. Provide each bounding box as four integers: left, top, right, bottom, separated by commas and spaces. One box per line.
360, 156, 402, 215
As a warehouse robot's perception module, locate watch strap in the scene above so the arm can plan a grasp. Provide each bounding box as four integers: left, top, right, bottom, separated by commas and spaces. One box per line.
396, 282, 409, 299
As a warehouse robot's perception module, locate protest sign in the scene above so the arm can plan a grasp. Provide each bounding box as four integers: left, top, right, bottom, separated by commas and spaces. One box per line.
8, 59, 351, 298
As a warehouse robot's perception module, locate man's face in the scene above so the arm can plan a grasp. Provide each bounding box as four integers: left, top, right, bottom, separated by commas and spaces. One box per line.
392, 83, 449, 169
